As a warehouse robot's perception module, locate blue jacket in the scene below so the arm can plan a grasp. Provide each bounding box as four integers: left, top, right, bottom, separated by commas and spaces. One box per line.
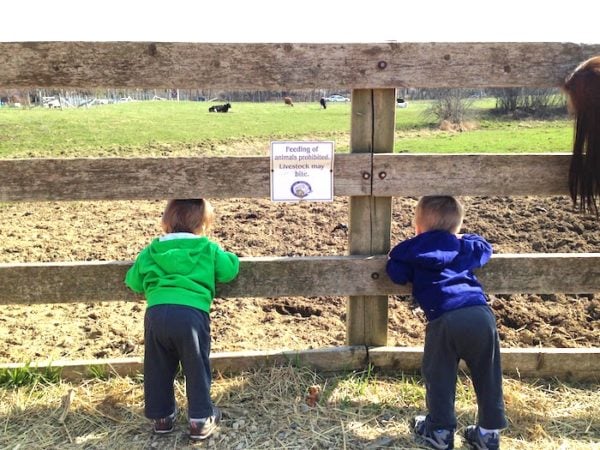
386, 230, 492, 321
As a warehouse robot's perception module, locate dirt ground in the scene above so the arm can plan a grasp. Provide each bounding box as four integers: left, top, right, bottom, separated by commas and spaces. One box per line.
1, 195, 599, 364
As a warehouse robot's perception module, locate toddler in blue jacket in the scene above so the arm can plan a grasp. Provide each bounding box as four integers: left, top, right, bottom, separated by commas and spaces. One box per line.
386, 196, 506, 450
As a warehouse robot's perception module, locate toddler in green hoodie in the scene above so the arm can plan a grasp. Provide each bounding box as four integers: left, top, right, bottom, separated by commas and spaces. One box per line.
126, 199, 239, 441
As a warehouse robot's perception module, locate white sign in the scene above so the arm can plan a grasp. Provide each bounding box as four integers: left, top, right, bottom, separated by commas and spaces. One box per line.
271, 141, 334, 202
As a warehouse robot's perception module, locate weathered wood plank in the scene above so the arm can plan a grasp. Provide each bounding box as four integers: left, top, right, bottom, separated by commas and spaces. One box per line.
347, 89, 395, 346
1, 254, 599, 305
211, 346, 367, 374
0, 154, 573, 201
478, 253, 600, 294
368, 346, 600, 381
0, 347, 368, 380
3, 346, 597, 382
0, 155, 371, 201
372, 153, 571, 196
1, 42, 600, 89
499, 348, 600, 380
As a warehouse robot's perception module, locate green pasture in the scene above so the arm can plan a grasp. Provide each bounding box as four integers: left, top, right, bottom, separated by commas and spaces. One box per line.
0, 99, 573, 158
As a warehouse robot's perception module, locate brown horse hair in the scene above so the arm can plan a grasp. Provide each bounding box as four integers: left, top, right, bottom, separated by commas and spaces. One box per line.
563, 55, 600, 215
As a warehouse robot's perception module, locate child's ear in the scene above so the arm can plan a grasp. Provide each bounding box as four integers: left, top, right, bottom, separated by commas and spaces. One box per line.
161, 222, 169, 233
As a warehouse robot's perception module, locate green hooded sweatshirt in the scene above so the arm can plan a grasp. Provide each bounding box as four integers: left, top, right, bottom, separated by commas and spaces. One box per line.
125, 234, 239, 313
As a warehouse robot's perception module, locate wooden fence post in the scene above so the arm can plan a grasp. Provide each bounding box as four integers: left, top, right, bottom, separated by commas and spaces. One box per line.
346, 88, 395, 346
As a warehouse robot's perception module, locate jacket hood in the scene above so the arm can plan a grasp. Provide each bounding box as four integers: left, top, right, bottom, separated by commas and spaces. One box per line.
396, 230, 460, 269
148, 236, 210, 275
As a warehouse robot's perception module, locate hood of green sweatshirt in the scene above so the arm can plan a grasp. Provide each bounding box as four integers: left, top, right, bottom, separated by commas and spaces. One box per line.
148, 236, 211, 275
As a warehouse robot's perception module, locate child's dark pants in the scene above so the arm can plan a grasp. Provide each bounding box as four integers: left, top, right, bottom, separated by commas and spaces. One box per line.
422, 304, 507, 432
144, 304, 213, 420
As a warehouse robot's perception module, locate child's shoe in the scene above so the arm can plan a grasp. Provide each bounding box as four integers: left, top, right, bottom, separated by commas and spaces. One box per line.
153, 411, 176, 434
463, 425, 500, 450
189, 406, 222, 441
412, 415, 454, 450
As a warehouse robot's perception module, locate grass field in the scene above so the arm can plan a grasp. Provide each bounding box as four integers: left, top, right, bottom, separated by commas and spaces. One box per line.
0, 99, 573, 157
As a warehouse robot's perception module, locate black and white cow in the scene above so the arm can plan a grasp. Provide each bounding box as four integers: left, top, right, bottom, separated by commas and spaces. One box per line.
208, 103, 232, 113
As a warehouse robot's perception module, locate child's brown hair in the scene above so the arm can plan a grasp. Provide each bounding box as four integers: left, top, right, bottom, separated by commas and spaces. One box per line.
415, 196, 464, 234
161, 199, 214, 234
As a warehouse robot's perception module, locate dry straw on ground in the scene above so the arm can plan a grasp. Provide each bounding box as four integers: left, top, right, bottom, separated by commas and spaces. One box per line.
1, 366, 598, 449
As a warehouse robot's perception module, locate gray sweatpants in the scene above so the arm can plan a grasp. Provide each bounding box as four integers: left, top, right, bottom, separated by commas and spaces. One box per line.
421, 304, 507, 431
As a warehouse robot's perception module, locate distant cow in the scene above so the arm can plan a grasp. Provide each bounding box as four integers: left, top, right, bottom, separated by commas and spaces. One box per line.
209, 103, 231, 113
320, 97, 327, 109
284, 97, 293, 107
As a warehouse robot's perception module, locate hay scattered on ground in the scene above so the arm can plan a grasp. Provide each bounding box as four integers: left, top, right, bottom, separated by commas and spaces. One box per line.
1, 366, 599, 449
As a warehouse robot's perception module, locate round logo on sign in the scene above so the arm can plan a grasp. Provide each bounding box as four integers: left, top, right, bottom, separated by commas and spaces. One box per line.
290, 181, 312, 198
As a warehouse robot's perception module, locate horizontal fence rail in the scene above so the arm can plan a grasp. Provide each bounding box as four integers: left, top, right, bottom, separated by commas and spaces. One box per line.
1, 253, 599, 305
371, 154, 570, 196
370, 347, 600, 381
0, 154, 571, 201
2, 42, 600, 89
0, 155, 370, 201
2, 346, 598, 381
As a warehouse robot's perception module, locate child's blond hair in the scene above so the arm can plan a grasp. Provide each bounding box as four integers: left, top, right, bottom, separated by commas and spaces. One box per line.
415, 196, 464, 234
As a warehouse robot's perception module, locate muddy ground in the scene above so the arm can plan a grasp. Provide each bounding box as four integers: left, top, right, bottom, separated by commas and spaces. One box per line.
1, 196, 599, 363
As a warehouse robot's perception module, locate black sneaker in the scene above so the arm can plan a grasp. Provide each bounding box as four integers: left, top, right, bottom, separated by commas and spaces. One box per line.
189, 406, 222, 441
413, 415, 454, 450
464, 425, 500, 450
153, 411, 176, 434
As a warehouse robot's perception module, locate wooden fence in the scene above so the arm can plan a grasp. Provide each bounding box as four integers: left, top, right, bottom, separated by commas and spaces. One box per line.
1, 42, 600, 381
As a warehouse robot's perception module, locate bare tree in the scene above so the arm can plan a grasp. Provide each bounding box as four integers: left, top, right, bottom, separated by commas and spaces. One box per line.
424, 89, 475, 128
491, 88, 567, 117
